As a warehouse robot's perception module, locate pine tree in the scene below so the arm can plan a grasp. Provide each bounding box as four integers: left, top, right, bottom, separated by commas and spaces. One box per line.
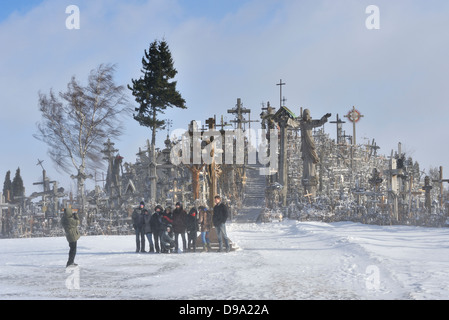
128, 39, 186, 146
2, 170, 12, 202
12, 167, 25, 202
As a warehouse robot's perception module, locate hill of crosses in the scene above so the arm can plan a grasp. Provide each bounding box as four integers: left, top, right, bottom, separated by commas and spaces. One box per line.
1, 100, 448, 239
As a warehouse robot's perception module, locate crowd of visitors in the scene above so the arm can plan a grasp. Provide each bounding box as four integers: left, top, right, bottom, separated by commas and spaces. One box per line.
61, 195, 231, 267
131, 195, 230, 254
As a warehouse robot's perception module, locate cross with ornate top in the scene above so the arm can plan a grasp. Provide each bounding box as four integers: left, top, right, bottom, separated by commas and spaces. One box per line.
344, 106, 364, 145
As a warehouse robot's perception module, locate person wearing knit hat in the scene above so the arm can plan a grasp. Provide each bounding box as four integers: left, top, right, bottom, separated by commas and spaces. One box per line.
213, 195, 230, 253
132, 201, 146, 252
150, 205, 164, 253
172, 202, 187, 253
186, 207, 199, 252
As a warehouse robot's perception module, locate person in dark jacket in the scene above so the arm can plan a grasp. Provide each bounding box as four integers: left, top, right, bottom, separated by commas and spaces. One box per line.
213, 195, 230, 252
172, 202, 187, 253
186, 207, 199, 252
161, 206, 173, 231
61, 207, 80, 267
132, 201, 146, 252
142, 209, 154, 253
150, 205, 163, 253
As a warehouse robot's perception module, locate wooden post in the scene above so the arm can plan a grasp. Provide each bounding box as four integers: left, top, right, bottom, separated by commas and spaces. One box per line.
279, 118, 288, 206
432, 166, 449, 210
422, 176, 433, 213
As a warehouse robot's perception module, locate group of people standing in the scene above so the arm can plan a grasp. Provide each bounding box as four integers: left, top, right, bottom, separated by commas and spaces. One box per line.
132, 195, 231, 254
60, 195, 230, 268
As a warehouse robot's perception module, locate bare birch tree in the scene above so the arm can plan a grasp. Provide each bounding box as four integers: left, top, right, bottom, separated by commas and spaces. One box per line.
34, 64, 131, 210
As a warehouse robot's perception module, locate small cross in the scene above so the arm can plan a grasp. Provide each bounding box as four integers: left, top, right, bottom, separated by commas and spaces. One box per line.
36, 159, 45, 171
304, 192, 313, 204
205, 117, 216, 130
166, 119, 173, 136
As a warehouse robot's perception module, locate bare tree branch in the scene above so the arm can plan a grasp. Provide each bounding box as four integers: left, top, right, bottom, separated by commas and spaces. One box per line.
34, 64, 132, 179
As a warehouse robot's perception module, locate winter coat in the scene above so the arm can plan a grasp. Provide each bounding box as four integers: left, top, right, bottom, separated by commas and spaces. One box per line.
150, 211, 162, 234
186, 208, 199, 233
160, 212, 173, 231
142, 212, 152, 234
213, 202, 228, 227
172, 206, 187, 233
198, 209, 211, 232
61, 208, 80, 243
132, 207, 144, 230
160, 229, 175, 247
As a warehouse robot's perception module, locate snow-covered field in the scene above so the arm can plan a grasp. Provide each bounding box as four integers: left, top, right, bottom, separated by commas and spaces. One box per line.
1, 220, 449, 300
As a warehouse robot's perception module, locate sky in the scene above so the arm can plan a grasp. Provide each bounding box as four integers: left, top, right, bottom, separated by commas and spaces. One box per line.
1, 0, 449, 197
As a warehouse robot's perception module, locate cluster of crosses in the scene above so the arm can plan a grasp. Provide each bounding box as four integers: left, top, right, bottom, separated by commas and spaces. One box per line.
3, 81, 449, 238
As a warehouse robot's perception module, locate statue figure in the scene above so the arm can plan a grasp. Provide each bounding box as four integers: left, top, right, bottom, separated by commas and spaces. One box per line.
300, 109, 331, 196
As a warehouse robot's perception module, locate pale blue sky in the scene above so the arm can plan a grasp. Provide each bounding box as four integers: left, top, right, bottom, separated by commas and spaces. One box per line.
0, 0, 44, 21
1, 0, 449, 196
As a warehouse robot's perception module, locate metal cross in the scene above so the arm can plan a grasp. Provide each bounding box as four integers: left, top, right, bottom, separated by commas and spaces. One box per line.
36, 159, 45, 171
276, 79, 286, 108
344, 106, 364, 145
330, 114, 346, 144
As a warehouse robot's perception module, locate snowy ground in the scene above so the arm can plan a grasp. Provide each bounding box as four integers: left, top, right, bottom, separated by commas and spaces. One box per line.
1, 220, 449, 300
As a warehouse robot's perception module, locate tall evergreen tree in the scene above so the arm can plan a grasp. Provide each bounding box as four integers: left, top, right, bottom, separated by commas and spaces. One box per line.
2, 170, 12, 202
128, 39, 186, 146
12, 167, 25, 202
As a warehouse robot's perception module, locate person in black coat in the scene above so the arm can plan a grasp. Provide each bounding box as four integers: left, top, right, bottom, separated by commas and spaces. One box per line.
161, 206, 173, 232
172, 202, 187, 253
186, 207, 199, 252
142, 209, 154, 253
213, 195, 230, 252
150, 205, 163, 253
132, 201, 146, 252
